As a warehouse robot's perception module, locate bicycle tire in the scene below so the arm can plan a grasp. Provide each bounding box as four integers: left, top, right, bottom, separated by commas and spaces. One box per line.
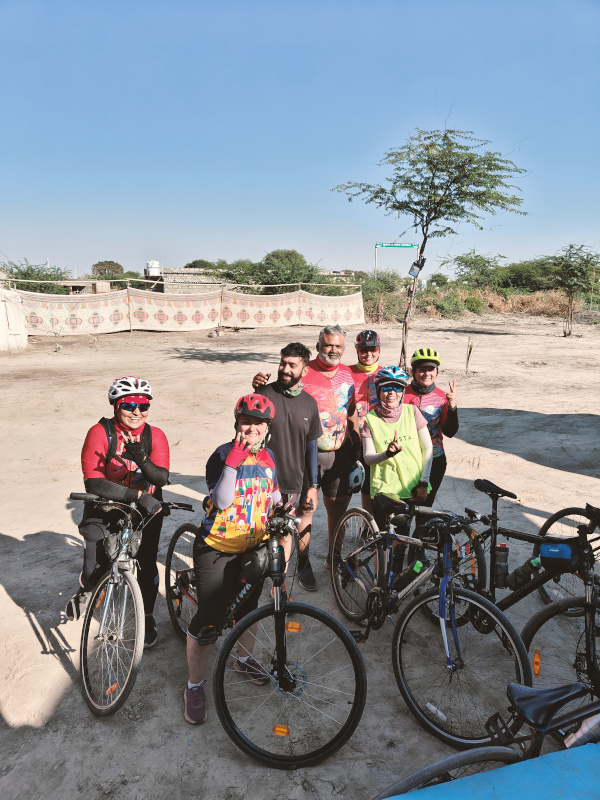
521, 595, 600, 711
165, 523, 199, 640
371, 746, 522, 798
392, 586, 532, 748
533, 507, 600, 614
80, 569, 145, 715
213, 601, 367, 769
331, 508, 383, 622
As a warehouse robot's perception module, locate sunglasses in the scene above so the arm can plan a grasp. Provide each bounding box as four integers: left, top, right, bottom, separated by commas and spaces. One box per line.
380, 385, 404, 394
119, 402, 150, 412
358, 346, 379, 353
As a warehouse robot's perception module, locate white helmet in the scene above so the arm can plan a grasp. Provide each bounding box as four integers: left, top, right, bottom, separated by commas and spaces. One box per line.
108, 376, 153, 405
348, 461, 365, 495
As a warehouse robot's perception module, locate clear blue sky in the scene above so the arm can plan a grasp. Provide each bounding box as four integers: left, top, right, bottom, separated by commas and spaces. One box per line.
1, 0, 598, 278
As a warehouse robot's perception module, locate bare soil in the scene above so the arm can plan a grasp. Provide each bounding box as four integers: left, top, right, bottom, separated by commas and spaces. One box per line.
1, 315, 599, 800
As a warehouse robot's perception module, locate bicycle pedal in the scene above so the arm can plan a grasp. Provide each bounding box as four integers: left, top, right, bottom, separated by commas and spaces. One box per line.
350, 630, 367, 644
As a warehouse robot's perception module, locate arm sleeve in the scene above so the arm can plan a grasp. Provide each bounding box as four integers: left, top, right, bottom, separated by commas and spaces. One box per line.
305, 439, 318, 485
442, 406, 459, 438
211, 466, 238, 510
418, 426, 433, 483
136, 425, 170, 486
84, 477, 139, 504
362, 436, 391, 466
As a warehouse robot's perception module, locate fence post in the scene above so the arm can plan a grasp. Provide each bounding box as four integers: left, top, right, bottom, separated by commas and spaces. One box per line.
126, 283, 133, 332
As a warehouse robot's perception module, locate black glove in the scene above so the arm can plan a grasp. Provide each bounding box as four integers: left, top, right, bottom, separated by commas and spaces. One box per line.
411, 481, 429, 504
122, 440, 148, 466
137, 492, 162, 516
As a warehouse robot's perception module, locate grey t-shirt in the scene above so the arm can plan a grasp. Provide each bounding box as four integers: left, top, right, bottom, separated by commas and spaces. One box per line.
256, 383, 322, 494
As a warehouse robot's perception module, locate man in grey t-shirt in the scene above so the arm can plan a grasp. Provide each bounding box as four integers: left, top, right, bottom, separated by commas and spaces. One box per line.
253, 342, 322, 582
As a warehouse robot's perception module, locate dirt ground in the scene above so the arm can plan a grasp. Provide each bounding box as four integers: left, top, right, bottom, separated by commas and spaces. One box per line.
1, 314, 599, 800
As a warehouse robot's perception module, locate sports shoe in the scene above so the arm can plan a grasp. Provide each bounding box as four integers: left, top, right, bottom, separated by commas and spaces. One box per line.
64, 574, 90, 621
184, 684, 207, 724
234, 656, 271, 685
144, 616, 158, 648
324, 556, 331, 571
297, 560, 317, 591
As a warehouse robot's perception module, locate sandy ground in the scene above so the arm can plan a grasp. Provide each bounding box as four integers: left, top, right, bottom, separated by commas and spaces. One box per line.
1, 314, 599, 800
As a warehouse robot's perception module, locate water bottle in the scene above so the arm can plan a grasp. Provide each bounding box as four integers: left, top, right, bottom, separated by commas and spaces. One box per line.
388, 552, 404, 589
494, 544, 509, 588
564, 712, 600, 748
393, 559, 428, 592
507, 556, 541, 590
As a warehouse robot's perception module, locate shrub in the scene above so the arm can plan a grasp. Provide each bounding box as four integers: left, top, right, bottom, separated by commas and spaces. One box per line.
465, 294, 485, 314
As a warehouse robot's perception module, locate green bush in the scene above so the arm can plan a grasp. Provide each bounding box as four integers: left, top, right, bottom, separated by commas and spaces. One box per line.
1, 259, 69, 294
430, 291, 464, 318
465, 294, 485, 313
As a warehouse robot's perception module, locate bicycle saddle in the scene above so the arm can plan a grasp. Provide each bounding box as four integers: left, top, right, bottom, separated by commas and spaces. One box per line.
373, 494, 410, 517
586, 503, 600, 522
507, 682, 589, 730
474, 479, 517, 500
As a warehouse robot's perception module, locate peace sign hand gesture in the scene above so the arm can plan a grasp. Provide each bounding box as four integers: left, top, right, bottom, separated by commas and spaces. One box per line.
446, 380, 457, 410
385, 429, 403, 458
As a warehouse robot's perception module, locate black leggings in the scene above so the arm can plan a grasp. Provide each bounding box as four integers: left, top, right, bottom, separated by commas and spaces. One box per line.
187, 540, 263, 639
79, 511, 163, 615
423, 454, 447, 507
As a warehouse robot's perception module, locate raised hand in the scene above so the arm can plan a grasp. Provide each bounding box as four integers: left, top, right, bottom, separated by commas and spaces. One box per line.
251, 372, 271, 390
225, 431, 250, 469
386, 429, 403, 457
446, 379, 457, 409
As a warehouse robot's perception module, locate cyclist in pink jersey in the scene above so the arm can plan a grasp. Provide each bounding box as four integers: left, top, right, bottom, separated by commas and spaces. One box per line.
349, 329, 382, 514
404, 347, 459, 507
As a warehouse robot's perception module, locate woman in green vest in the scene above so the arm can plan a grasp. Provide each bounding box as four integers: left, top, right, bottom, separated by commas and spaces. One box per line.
361, 366, 433, 528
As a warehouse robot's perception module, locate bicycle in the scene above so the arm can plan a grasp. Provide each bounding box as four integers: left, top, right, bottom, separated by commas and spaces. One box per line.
521, 505, 600, 715
330, 493, 485, 631
371, 678, 600, 797
165, 502, 368, 769
390, 506, 532, 749
69, 492, 193, 716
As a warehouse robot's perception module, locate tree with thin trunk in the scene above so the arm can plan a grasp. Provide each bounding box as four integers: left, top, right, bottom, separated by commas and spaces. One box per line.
551, 244, 598, 337
333, 128, 527, 366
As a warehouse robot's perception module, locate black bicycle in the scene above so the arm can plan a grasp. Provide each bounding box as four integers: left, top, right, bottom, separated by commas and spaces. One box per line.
165, 503, 368, 769
69, 492, 193, 715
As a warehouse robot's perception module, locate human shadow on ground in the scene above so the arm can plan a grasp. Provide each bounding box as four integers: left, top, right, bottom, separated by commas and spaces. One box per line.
454, 408, 600, 480
166, 347, 281, 364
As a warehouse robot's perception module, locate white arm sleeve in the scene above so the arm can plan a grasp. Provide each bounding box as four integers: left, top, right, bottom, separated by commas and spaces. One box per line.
419, 425, 433, 482
362, 436, 391, 466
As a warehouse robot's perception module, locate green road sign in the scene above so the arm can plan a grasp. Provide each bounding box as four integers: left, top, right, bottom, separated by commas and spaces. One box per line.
375, 242, 419, 248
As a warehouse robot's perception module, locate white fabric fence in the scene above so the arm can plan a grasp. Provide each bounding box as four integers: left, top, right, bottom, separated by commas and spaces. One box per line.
18, 287, 364, 336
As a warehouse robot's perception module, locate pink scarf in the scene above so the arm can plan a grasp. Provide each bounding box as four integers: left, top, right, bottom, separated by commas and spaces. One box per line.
375, 401, 403, 422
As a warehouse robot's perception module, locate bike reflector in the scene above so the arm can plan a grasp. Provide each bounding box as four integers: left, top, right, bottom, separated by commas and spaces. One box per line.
105, 682, 119, 697
96, 589, 107, 609
272, 725, 290, 737
285, 622, 302, 633
533, 648, 541, 678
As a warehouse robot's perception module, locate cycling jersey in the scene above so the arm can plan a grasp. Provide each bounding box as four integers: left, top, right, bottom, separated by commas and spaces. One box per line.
349, 364, 380, 425
302, 360, 356, 452
404, 384, 459, 459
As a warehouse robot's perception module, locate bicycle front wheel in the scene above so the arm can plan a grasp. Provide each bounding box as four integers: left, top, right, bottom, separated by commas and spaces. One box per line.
521, 596, 600, 711
392, 586, 531, 748
80, 570, 145, 715
331, 508, 383, 622
165, 523, 199, 640
371, 746, 522, 798
213, 601, 367, 769
533, 508, 600, 613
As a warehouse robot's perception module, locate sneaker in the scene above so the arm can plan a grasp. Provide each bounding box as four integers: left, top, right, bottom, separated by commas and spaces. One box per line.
297, 560, 317, 591
324, 556, 331, 571
64, 574, 90, 621
144, 616, 158, 649
234, 656, 271, 685
184, 684, 207, 724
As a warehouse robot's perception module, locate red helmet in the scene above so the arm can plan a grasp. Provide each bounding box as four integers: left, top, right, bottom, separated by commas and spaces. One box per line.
234, 394, 276, 421
355, 329, 381, 347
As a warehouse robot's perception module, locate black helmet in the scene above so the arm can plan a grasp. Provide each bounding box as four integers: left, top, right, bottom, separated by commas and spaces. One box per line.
355, 330, 381, 347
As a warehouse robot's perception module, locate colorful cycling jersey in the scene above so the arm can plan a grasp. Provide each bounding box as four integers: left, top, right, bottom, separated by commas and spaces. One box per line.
404, 385, 450, 459
302, 360, 355, 452
201, 444, 279, 553
349, 364, 380, 425
81, 419, 169, 495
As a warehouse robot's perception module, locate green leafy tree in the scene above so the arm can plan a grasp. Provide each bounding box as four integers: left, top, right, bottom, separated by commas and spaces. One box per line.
92, 260, 124, 276
441, 250, 506, 289
428, 272, 449, 288
550, 244, 599, 336
1, 259, 69, 294
184, 259, 215, 270
215, 250, 319, 294
334, 128, 527, 365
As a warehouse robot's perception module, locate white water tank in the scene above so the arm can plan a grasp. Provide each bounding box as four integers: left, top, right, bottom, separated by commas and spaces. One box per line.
146, 260, 162, 276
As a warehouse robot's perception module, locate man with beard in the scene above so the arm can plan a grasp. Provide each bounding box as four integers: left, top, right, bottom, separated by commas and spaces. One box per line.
252, 342, 322, 583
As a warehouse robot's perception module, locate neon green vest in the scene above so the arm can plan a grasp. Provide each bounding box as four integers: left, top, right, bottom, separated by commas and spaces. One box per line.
365, 406, 428, 500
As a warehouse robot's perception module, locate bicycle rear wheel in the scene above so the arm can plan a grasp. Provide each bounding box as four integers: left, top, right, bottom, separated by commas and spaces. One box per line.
371, 746, 522, 798
392, 586, 531, 748
213, 601, 367, 769
80, 570, 145, 715
533, 508, 600, 613
331, 508, 383, 622
165, 523, 199, 640
521, 596, 600, 713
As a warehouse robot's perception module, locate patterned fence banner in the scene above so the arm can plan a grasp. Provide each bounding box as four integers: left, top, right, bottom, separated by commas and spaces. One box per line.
19, 287, 364, 335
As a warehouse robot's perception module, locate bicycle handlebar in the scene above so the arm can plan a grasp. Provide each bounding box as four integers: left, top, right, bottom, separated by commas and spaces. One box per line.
69, 493, 194, 513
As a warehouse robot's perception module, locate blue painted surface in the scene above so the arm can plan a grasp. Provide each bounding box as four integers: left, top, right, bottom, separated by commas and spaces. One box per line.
386, 743, 600, 799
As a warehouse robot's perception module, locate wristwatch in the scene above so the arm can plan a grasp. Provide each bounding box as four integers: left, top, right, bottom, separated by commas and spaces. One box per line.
309, 483, 319, 489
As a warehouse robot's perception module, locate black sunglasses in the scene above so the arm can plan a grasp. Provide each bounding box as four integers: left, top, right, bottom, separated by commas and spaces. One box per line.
119, 402, 150, 412
379, 385, 404, 393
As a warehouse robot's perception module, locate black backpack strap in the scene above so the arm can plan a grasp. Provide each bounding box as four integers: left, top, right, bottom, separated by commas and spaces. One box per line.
98, 417, 154, 472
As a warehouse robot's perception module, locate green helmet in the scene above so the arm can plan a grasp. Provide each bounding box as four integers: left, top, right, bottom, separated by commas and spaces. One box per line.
411, 347, 441, 367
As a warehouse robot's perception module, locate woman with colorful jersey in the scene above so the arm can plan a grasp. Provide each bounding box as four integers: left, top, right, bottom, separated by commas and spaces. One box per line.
184, 394, 281, 726
361, 367, 433, 530
66, 377, 170, 649
404, 348, 459, 506
349, 329, 382, 513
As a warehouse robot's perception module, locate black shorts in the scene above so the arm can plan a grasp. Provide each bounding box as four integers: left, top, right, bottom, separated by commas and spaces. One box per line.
301, 438, 354, 500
